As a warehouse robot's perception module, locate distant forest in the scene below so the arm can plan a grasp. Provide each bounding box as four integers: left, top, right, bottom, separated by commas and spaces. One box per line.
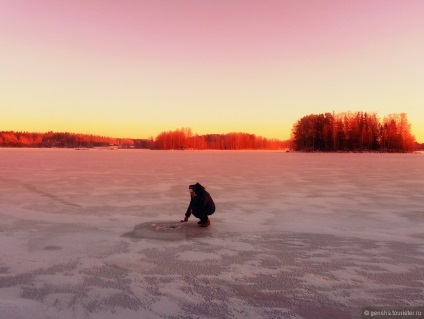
0, 129, 289, 150
0, 131, 137, 148
291, 112, 419, 152
1, 112, 422, 152
154, 128, 288, 150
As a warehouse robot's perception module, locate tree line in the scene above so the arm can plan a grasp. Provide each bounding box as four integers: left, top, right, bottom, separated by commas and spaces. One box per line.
1, 112, 420, 152
0, 129, 289, 150
153, 128, 289, 150
0, 131, 136, 148
291, 112, 416, 152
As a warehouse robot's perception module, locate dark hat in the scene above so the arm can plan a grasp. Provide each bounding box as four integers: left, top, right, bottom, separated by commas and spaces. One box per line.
189, 182, 205, 194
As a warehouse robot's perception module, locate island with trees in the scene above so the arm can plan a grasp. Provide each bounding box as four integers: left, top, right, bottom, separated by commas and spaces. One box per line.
291, 112, 417, 152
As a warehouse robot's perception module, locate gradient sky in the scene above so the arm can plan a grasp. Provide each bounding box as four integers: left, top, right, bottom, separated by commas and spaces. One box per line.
1, 0, 423, 141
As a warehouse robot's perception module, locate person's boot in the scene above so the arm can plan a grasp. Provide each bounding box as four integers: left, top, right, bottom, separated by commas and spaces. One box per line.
200, 218, 210, 227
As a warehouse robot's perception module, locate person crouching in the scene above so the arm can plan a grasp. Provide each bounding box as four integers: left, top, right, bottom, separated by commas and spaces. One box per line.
181, 183, 215, 227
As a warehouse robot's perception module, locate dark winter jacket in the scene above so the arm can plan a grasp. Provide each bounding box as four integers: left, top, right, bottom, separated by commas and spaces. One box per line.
185, 183, 215, 217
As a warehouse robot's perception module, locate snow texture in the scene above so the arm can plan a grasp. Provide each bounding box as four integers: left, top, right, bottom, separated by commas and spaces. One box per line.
0, 149, 423, 319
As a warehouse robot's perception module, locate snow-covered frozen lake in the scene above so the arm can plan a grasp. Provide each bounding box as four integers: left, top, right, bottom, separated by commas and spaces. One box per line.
0, 149, 423, 319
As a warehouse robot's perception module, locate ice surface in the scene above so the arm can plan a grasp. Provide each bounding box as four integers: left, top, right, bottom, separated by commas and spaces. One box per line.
0, 149, 423, 319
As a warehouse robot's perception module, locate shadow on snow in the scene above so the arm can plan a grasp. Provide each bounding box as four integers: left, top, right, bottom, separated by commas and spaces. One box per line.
121, 221, 212, 241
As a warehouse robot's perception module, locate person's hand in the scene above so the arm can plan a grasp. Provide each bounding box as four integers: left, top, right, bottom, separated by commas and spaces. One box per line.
180, 216, 189, 223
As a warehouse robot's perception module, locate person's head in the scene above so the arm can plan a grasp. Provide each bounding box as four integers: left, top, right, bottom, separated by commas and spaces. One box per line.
189, 182, 205, 197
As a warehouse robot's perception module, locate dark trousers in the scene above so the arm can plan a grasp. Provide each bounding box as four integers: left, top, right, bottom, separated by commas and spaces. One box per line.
192, 208, 215, 223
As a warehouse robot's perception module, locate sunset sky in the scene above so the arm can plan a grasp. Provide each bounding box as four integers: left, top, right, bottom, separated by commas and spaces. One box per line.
1, 0, 423, 141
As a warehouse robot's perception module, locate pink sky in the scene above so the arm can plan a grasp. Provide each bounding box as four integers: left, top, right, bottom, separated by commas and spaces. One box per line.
1, 0, 423, 141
